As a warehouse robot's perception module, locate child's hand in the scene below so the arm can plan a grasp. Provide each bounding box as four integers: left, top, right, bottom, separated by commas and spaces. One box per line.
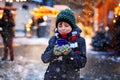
60, 44, 72, 55
53, 45, 62, 56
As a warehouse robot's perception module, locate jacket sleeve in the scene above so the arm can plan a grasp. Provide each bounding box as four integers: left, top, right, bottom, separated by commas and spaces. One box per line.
41, 36, 57, 63
64, 37, 87, 69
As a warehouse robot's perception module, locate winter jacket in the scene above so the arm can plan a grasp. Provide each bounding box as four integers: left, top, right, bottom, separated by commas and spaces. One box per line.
0, 17, 15, 38
41, 26, 87, 80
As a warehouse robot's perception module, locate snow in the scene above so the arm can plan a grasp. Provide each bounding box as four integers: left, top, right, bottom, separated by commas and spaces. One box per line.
14, 37, 49, 45
0, 56, 47, 80
0, 36, 120, 80
0, 31, 119, 80
0, 35, 49, 80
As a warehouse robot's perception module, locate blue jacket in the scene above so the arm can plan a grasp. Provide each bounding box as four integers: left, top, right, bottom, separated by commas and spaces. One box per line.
41, 27, 87, 80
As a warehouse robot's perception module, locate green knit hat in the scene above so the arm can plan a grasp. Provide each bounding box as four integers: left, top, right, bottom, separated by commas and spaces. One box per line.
56, 8, 76, 28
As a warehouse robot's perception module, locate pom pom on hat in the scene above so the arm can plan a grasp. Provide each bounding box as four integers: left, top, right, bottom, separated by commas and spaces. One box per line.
56, 8, 76, 28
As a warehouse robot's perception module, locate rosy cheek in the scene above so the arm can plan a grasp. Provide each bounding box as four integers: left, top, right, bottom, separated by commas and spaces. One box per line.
58, 30, 63, 33
67, 29, 72, 33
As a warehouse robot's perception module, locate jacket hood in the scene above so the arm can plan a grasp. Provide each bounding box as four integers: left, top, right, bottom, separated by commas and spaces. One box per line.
73, 26, 82, 33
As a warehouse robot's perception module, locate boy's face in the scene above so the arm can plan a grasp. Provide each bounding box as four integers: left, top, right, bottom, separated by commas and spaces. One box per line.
57, 22, 72, 34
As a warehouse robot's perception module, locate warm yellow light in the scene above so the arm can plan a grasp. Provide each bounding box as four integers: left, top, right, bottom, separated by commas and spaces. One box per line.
28, 18, 33, 24
6, 0, 13, 2
0, 14, 2, 19
26, 28, 30, 32
29, 6, 59, 18
16, 0, 19, 2
118, 13, 120, 16
113, 19, 116, 23
26, 24, 31, 31
114, 3, 120, 16
118, 3, 120, 6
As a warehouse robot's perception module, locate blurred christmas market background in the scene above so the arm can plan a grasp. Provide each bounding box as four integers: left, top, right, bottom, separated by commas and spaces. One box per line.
0, 0, 120, 80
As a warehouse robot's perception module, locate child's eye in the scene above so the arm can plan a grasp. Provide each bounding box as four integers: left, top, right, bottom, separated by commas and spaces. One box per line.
58, 25, 62, 28
65, 25, 69, 27
64, 23, 70, 27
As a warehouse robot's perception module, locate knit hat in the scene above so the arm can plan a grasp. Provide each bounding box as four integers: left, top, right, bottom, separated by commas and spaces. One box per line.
56, 8, 76, 29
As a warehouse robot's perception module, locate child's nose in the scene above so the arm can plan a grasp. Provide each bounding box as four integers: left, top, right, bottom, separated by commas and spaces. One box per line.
61, 26, 65, 30
62, 27, 65, 30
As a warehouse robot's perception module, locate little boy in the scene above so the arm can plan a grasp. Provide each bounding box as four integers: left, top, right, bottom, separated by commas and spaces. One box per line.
41, 8, 87, 80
